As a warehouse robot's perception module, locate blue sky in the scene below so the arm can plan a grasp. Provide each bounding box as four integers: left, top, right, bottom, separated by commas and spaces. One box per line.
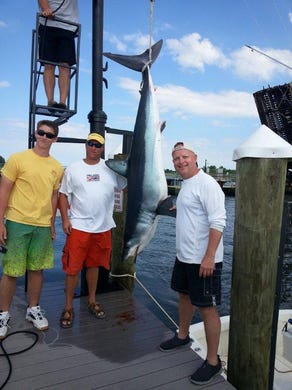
1, 0, 292, 169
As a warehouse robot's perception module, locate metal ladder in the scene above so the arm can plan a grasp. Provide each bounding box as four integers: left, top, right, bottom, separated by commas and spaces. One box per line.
28, 13, 81, 148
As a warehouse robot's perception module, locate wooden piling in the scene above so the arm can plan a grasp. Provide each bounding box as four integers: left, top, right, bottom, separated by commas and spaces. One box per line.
227, 158, 287, 389
111, 154, 135, 291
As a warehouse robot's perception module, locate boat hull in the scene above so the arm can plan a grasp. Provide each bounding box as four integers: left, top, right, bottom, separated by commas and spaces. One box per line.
189, 309, 292, 389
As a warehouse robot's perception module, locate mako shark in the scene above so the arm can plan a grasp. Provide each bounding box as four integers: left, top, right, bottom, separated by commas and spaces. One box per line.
104, 40, 175, 262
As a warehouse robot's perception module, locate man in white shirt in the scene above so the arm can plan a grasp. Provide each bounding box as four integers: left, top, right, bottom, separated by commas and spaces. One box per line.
159, 142, 226, 386
58, 133, 127, 328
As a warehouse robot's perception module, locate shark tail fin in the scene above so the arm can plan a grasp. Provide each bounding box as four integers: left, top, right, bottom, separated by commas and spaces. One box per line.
103, 40, 163, 73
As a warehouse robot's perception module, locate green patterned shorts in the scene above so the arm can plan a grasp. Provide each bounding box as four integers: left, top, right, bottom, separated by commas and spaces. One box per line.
1, 221, 54, 277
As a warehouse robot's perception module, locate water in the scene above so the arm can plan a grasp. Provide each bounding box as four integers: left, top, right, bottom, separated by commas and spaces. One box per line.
1, 196, 291, 329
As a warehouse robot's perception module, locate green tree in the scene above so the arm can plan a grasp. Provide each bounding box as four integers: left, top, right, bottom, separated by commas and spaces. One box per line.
208, 165, 217, 174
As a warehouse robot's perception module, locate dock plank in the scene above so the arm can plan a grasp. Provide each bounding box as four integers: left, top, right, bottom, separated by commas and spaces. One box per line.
0, 281, 236, 389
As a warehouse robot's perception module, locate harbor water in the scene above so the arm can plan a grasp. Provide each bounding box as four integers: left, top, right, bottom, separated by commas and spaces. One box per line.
1, 196, 291, 329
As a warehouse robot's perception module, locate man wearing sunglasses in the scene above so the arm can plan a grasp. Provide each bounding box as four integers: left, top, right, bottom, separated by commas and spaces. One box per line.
58, 133, 127, 328
0, 120, 63, 339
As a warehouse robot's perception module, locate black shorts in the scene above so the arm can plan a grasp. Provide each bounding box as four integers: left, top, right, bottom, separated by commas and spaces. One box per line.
38, 25, 76, 66
171, 258, 222, 307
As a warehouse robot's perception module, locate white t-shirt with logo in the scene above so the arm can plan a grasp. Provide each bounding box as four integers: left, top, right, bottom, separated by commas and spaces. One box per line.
59, 159, 127, 233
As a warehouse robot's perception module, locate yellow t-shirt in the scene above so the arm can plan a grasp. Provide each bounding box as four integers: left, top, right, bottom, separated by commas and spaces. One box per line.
2, 149, 63, 226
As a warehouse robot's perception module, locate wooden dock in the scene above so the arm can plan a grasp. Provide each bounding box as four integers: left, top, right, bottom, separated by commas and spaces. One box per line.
0, 280, 236, 389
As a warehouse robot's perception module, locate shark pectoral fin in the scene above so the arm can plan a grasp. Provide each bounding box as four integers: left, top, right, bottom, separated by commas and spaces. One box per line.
123, 246, 139, 263
105, 159, 128, 177
156, 196, 176, 217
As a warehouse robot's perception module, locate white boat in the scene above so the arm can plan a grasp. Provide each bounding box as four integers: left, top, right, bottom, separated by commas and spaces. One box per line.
189, 309, 292, 390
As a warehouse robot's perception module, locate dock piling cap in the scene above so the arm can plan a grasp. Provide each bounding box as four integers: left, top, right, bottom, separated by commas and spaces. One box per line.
233, 124, 292, 161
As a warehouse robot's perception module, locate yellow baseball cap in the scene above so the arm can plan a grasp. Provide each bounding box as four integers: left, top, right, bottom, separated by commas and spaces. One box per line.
87, 133, 105, 144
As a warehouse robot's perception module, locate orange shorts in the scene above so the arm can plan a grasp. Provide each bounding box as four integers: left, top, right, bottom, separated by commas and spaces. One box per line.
61, 228, 112, 275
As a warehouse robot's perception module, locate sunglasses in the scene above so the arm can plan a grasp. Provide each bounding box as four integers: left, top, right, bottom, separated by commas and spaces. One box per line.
86, 141, 103, 148
37, 129, 56, 139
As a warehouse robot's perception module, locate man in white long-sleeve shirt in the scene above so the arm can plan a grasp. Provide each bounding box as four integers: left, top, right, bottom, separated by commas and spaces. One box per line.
160, 141, 226, 386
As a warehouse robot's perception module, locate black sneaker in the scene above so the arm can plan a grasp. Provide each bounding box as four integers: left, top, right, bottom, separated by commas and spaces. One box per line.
47, 100, 59, 113
159, 333, 191, 352
55, 102, 67, 110
47, 100, 58, 108
190, 356, 222, 385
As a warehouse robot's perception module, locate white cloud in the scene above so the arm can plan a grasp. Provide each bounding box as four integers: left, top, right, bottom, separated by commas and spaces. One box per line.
158, 85, 257, 118
166, 33, 230, 71
104, 31, 155, 54
117, 77, 257, 119
118, 77, 140, 96
289, 12, 292, 23
58, 121, 88, 139
154, 22, 173, 34
231, 46, 292, 81
165, 33, 292, 82
104, 31, 127, 52
0, 20, 7, 28
104, 31, 292, 83
123, 33, 151, 53
0, 81, 10, 88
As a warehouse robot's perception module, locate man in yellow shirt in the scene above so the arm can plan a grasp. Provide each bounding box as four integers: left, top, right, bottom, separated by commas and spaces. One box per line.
0, 120, 63, 338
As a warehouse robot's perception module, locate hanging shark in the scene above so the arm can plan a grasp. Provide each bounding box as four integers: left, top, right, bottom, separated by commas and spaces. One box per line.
104, 40, 175, 262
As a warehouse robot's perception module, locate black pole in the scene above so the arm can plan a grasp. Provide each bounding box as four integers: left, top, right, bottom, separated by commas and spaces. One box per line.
81, 0, 108, 296
88, 0, 107, 135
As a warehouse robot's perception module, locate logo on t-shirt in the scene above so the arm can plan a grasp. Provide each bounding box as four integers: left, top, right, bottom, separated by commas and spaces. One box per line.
86, 174, 100, 182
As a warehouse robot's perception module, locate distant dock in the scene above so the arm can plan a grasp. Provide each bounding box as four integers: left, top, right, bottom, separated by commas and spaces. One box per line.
166, 174, 236, 196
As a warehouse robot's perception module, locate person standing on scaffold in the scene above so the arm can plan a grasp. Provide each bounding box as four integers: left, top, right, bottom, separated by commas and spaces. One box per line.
38, 0, 79, 110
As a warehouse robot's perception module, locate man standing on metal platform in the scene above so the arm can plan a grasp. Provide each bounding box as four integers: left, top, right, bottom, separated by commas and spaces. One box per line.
38, 0, 79, 110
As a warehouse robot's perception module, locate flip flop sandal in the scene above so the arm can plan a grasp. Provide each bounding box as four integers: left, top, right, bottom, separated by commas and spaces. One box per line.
60, 308, 74, 328
87, 302, 106, 319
